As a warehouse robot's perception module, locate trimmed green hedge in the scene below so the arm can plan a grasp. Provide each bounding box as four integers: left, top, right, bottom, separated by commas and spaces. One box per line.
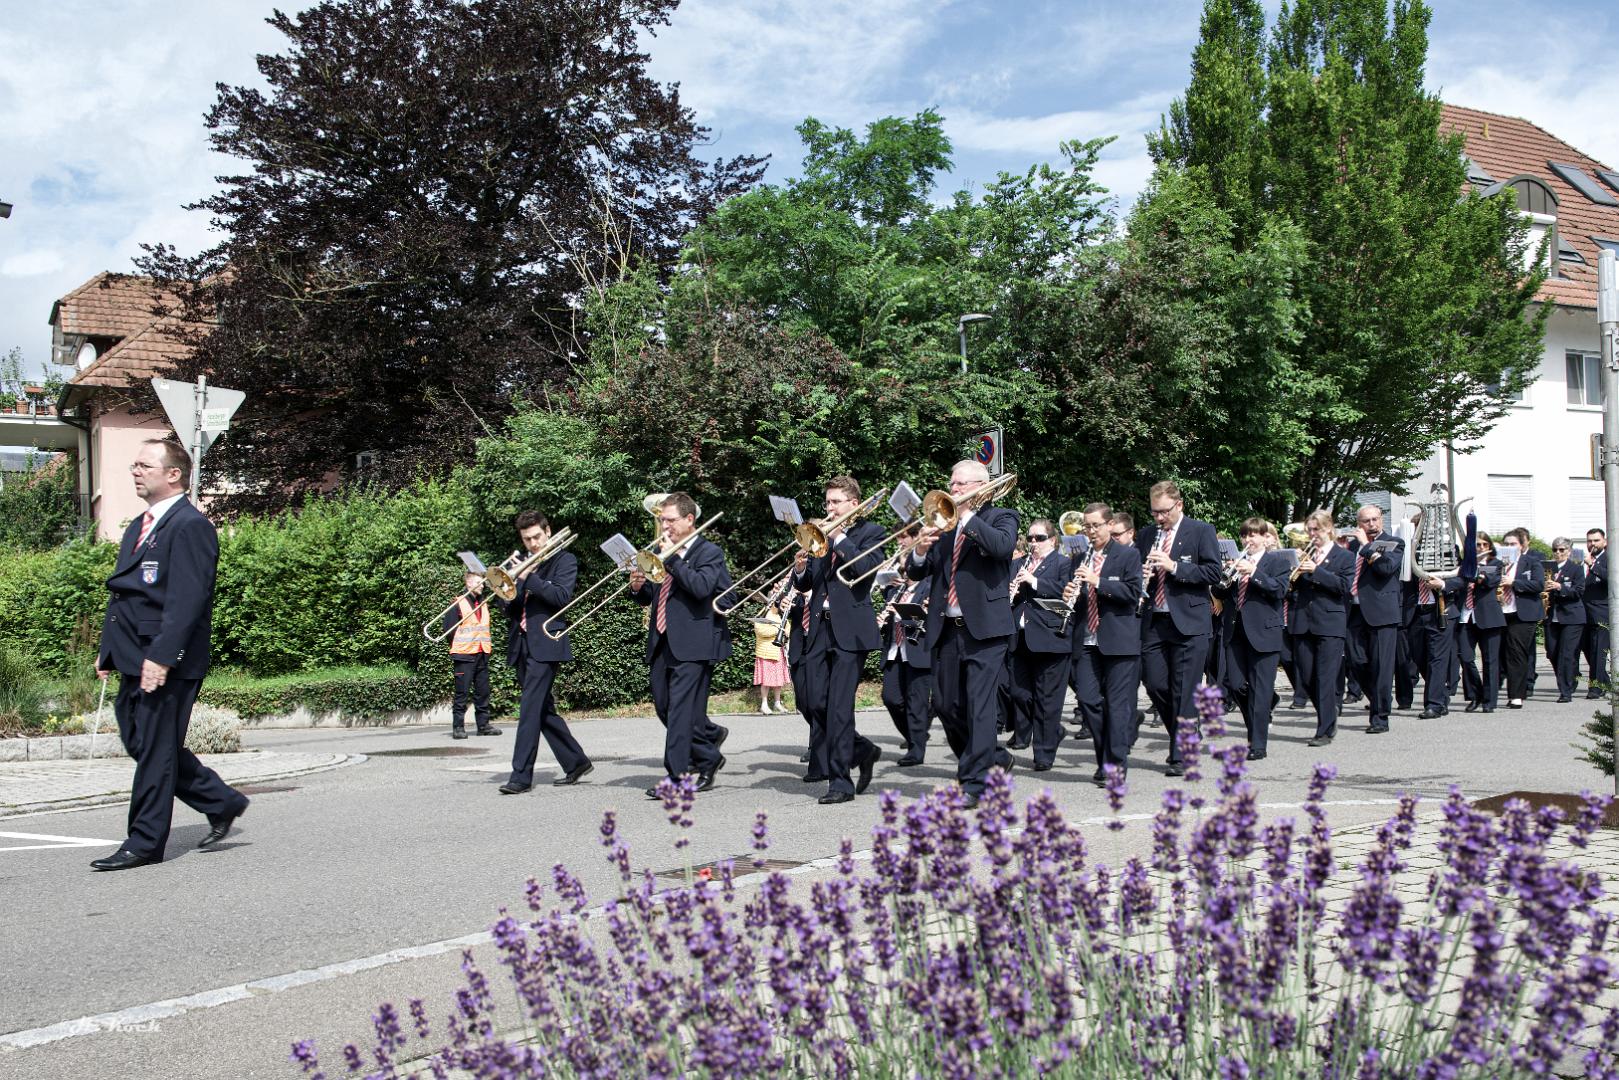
200, 665, 452, 721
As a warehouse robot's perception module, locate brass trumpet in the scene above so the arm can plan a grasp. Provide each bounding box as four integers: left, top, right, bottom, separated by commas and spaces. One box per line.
1281, 523, 1315, 585
712, 489, 888, 613
836, 472, 1018, 586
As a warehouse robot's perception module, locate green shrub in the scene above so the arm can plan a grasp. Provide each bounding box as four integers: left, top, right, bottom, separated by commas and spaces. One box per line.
185, 711, 242, 753
200, 665, 448, 722
0, 643, 47, 732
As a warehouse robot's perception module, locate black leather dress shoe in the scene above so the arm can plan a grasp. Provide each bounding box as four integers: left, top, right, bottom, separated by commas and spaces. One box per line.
1366, 724, 1389, 735
697, 755, 726, 792
91, 850, 158, 872
1165, 762, 1185, 778
1481, 706, 1495, 713
961, 793, 981, 809
802, 772, 828, 784
645, 786, 665, 800
1588, 691, 1604, 700
1464, 701, 1480, 713
474, 726, 503, 736
1419, 708, 1445, 719
799, 749, 812, 763
552, 761, 594, 786
451, 729, 469, 739
1247, 750, 1267, 761
1306, 735, 1334, 747
713, 725, 730, 750
1007, 736, 1031, 751
896, 755, 924, 767
818, 791, 854, 805
1556, 696, 1573, 703
1092, 767, 1105, 783
1031, 761, 1053, 772
199, 803, 248, 849
856, 748, 880, 794
498, 782, 531, 795
1290, 698, 1309, 709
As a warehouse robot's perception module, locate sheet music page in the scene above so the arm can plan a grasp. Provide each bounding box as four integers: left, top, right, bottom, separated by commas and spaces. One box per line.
599, 533, 639, 570
457, 551, 487, 574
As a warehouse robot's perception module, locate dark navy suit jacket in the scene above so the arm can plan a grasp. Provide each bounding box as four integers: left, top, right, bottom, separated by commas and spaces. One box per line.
1446, 561, 1505, 630
906, 505, 1020, 645
1217, 549, 1291, 652
632, 535, 734, 663
880, 576, 933, 670
1352, 531, 1404, 627
100, 498, 216, 681
512, 550, 577, 663
1585, 550, 1609, 622
1137, 517, 1222, 636
1069, 540, 1143, 657
1012, 549, 1073, 655
1505, 553, 1545, 623
1547, 559, 1586, 625
792, 519, 886, 653
1288, 543, 1356, 639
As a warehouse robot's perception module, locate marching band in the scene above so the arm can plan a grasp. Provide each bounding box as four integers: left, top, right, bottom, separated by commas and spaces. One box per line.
438, 468, 1601, 806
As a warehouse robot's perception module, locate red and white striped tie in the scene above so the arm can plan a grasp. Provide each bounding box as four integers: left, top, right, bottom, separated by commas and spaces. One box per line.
1351, 553, 1364, 598
1418, 579, 1433, 605
135, 512, 155, 550
656, 577, 672, 633
1465, 583, 1476, 611
946, 530, 966, 609
1236, 565, 1250, 609
1153, 530, 1171, 607
1086, 551, 1104, 634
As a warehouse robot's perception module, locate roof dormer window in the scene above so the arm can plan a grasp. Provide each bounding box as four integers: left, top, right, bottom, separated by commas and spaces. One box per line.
1548, 161, 1619, 206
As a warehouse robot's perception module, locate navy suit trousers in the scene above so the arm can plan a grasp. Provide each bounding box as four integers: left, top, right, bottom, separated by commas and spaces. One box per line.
800, 631, 877, 795
881, 659, 932, 758
1458, 622, 1502, 709
1012, 647, 1070, 768
650, 644, 720, 779
510, 658, 586, 786
1226, 633, 1279, 754
1074, 645, 1139, 769
1410, 607, 1454, 712
115, 676, 244, 860
1294, 634, 1344, 739
1140, 615, 1209, 764
1348, 611, 1398, 726
933, 623, 1013, 796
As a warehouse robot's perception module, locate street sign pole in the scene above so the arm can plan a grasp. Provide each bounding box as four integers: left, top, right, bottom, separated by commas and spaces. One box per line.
189, 375, 207, 501
1598, 249, 1618, 796
151, 377, 245, 505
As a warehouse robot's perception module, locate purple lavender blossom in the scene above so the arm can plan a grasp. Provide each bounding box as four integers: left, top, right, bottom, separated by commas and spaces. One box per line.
1103, 764, 1127, 829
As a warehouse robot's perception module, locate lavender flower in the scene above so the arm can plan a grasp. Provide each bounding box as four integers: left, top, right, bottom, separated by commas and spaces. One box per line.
1103, 764, 1127, 829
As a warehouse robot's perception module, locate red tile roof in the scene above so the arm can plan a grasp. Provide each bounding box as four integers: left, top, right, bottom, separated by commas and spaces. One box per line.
69, 316, 193, 390
50, 272, 177, 340
1441, 103, 1618, 311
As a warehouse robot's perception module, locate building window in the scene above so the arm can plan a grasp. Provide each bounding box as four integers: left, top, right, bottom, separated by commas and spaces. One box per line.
1568, 351, 1602, 407
1486, 474, 1534, 537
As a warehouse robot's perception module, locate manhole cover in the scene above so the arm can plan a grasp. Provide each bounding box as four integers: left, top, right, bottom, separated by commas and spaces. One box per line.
655, 857, 803, 882
236, 783, 300, 795
367, 747, 489, 758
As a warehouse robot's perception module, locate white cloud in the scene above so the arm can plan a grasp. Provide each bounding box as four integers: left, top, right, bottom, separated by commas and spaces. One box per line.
1431, 66, 1619, 169
946, 97, 1167, 155
1, 250, 67, 277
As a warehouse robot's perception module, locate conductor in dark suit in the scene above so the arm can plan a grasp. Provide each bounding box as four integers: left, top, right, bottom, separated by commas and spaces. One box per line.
1290, 510, 1357, 746
1137, 480, 1223, 777
629, 492, 731, 796
1008, 520, 1072, 760
1542, 537, 1586, 702
1214, 519, 1291, 760
92, 438, 248, 871
1064, 503, 1143, 781
1582, 529, 1609, 698
1345, 506, 1405, 734
791, 476, 886, 804
906, 459, 1018, 808
497, 511, 591, 793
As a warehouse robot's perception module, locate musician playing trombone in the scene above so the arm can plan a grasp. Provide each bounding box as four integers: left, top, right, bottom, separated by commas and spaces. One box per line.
498, 511, 592, 793
629, 492, 733, 797
905, 459, 1019, 810
791, 475, 887, 804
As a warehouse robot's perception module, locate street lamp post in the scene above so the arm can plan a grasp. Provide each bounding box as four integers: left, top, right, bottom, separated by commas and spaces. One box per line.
957, 313, 990, 375
1599, 249, 1618, 797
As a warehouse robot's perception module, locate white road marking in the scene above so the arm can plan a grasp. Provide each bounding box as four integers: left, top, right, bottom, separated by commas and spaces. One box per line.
0, 831, 121, 852
0, 796, 1409, 1050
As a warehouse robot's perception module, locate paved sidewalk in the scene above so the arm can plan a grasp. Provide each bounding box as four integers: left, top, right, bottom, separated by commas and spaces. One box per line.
0, 751, 362, 817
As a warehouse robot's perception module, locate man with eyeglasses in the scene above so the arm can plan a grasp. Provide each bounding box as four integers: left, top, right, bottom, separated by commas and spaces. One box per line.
1543, 537, 1586, 702
629, 492, 733, 797
907, 459, 1018, 808
91, 438, 250, 871
790, 475, 887, 805
1007, 519, 1071, 764
1346, 505, 1404, 734
1137, 480, 1222, 776
1582, 528, 1608, 698
1291, 509, 1358, 745
1063, 503, 1143, 782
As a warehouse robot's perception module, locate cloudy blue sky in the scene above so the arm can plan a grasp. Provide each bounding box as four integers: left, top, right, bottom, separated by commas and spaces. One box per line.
2, 0, 1616, 386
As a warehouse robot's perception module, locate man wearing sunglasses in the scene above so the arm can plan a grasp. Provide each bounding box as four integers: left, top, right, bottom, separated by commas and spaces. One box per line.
1008, 520, 1072, 765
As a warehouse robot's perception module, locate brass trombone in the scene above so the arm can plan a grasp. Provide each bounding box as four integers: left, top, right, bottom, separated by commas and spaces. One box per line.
483, 528, 578, 601
710, 489, 888, 613
543, 513, 724, 639
836, 472, 1018, 587
421, 568, 501, 644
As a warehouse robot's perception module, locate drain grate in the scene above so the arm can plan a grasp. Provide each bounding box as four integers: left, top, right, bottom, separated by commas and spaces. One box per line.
236, 783, 300, 795
655, 857, 804, 883
367, 746, 489, 758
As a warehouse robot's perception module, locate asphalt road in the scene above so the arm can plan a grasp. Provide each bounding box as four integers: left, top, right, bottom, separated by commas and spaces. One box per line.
1, 679, 1611, 1079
